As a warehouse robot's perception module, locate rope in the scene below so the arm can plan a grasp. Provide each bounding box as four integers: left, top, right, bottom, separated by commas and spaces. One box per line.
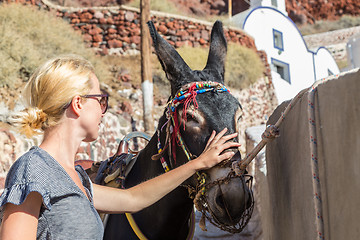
308, 85, 324, 240
304, 70, 357, 239
237, 87, 309, 171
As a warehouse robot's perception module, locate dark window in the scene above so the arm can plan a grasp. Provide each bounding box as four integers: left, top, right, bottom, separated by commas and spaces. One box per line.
328, 69, 334, 76
271, 0, 278, 7
272, 58, 291, 84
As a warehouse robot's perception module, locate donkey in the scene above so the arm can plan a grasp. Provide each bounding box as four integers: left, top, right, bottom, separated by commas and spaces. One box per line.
103, 20, 253, 239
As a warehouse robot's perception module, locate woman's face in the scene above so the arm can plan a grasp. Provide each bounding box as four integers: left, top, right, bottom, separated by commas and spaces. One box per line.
80, 74, 104, 142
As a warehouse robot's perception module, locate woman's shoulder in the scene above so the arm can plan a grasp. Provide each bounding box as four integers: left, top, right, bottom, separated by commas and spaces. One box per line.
1, 146, 54, 211
6, 146, 55, 184
10, 146, 50, 171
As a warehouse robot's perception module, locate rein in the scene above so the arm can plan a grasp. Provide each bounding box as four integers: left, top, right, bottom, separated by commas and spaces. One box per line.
155, 81, 255, 233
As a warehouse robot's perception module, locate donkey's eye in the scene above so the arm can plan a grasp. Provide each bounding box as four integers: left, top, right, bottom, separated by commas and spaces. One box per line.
185, 114, 204, 133
237, 115, 242, 123
186, 115, 200, 127
179, 108, 205, 133
234, 108, 243, 124
186, 114, 198, 122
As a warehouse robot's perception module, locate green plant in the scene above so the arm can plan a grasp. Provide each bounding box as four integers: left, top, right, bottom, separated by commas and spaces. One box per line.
0, 3, 110, 87
225, 43, 265, 89
176, 46, 208, 70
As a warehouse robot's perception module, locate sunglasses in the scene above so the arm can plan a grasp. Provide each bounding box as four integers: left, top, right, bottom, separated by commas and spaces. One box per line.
81, 93, 109, 114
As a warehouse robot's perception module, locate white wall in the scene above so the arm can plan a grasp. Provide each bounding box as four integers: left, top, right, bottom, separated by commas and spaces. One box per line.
313, 47, 340, 80
243, 7, 315, 103
271, 71, 298, 104
243, 7, 340, 103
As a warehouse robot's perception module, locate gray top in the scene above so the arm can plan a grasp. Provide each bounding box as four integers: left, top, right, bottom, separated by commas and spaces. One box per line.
0, 146, 104, 239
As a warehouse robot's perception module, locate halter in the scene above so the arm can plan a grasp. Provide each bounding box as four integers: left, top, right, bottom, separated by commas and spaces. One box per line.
167, 81, 230, 163
155, 81, 254, 233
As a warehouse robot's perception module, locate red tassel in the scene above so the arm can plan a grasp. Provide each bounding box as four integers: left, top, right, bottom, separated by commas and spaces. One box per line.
182, 84, 199, 130
171, 83, 200, 166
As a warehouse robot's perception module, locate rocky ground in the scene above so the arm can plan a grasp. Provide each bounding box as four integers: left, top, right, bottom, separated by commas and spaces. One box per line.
49, 0, 229, 15
286, 0, 360, 24
48, 0, 360, 25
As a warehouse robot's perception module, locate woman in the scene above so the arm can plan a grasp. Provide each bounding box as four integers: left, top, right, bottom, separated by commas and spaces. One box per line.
0, 55, 240, 239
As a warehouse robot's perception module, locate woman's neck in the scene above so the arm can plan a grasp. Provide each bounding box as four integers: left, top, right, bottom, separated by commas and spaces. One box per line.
39, 123, 82, 169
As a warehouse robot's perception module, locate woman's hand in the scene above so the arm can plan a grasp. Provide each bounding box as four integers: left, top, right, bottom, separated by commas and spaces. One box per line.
193, 128, 241, 170
93, 128, 241, 214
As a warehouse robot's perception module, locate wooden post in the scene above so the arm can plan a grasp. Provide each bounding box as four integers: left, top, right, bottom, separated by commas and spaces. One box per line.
228, 0, 232, 20
140, 0, 154, 133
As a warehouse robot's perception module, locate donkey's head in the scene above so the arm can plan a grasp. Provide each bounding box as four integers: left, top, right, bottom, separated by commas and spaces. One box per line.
148, 21, 253, 231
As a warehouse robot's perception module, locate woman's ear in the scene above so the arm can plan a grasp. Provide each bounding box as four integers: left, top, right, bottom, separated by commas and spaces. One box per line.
70, 95, 83, 117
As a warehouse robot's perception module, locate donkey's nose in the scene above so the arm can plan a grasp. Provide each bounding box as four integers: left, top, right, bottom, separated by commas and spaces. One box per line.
211, 177, 252, 224
212, 185, 244, 225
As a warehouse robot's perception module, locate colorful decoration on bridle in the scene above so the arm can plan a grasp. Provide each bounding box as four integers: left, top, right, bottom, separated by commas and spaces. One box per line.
167, 81, 230, 164
156, 81, 231, 196
157, 81, 232, 199
156, 129, 170, 173
157, 81, 255, 233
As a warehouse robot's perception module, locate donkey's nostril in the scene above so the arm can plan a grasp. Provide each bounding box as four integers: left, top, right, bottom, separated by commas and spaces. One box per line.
215, 194, 225, 209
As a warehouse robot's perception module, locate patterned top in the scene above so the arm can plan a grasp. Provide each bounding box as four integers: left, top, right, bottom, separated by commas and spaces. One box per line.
0, 146, 104, 239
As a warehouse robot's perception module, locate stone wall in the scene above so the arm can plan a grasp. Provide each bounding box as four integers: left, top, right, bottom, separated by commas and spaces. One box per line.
4, 0, 256, 56
303, 25, 360, 62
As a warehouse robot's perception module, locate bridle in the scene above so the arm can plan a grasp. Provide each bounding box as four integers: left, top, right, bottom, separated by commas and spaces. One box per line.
153, 81, 255, 233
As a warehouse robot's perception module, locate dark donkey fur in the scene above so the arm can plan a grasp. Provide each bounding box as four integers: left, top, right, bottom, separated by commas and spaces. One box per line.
103, 20, 245, 240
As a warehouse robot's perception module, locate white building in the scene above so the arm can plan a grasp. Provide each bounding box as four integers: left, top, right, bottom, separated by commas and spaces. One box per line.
231, 1, 340, 103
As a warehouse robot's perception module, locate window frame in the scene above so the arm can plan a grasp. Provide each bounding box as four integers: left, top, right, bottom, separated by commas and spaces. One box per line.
273, 29, 284, 51
271, 58, 291, 84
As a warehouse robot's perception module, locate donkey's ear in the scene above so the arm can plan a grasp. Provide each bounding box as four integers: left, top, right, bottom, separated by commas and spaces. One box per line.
147, 21, 192, 95
203, 21, 227, 83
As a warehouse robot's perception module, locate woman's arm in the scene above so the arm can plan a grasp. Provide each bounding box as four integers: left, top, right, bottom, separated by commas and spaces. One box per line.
93, 128, 240, 213
0, 192, 42, 240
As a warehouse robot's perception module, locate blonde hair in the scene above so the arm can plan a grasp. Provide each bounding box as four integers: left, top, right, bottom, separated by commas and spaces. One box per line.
12, 55, 95, 138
